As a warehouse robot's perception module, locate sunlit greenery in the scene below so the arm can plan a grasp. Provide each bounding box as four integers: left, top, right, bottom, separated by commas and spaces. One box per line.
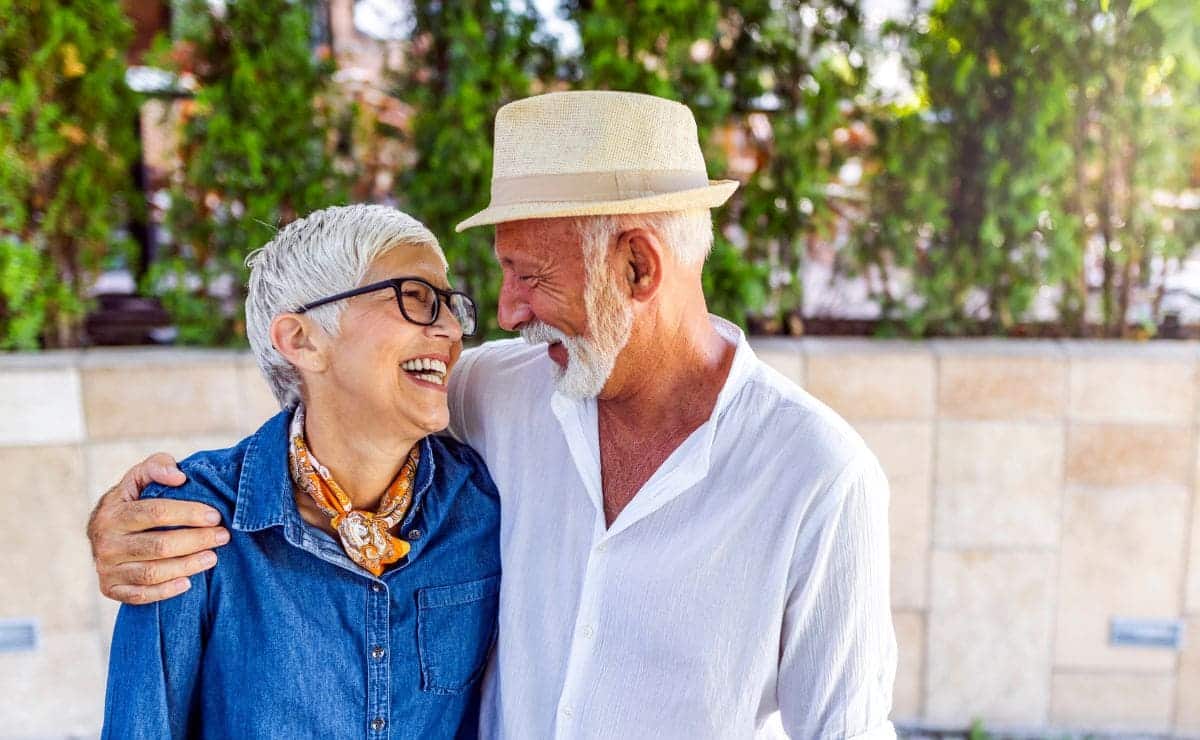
2, 0, 1198, 346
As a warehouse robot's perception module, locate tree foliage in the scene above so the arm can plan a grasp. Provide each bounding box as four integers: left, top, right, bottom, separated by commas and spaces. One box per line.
5, 1, 1199, 347
564, 1, 866, 327
851, 0, 1200, 337
149, 0, 346, 345
708, 1, 866, 328
0, 0, 140, 348
395, 1, 555, 339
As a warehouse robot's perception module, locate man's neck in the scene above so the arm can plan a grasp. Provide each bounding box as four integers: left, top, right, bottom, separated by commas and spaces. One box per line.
598, 310, 734, 431
594, 308, 736, 525
301, 399, 421, 511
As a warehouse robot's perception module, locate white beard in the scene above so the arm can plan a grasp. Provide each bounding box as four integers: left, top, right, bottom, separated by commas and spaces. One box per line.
521, 270, 633, 400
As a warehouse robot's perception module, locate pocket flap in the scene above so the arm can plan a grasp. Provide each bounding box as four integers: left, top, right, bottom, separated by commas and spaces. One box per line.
417, 573, 500, 609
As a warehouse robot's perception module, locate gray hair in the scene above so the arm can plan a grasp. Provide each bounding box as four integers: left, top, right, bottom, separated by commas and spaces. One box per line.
245, 204, 445, 409
573, 209, 714, 269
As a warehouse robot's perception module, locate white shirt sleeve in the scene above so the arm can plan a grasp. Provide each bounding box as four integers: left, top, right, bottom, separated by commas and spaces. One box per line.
446, 345, 487, 446
778, 453, 898, 739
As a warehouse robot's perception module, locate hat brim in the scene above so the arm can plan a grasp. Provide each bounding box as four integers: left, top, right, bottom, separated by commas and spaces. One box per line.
454, 180, 739, 232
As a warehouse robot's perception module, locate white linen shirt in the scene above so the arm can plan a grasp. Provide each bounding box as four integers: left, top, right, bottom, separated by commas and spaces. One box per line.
448, 317, 896, 740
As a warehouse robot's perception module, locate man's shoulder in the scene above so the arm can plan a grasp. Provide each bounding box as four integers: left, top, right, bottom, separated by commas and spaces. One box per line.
453, 338, 556, 416
461, 337, 552, 378
736, 357, 872, 463
426, 435, 495, 490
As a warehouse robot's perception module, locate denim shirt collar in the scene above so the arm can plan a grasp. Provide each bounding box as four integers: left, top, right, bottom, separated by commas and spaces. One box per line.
231, 409, 437, 562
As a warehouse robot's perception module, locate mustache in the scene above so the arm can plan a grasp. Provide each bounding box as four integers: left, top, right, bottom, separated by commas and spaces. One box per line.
521, 321, 569, 346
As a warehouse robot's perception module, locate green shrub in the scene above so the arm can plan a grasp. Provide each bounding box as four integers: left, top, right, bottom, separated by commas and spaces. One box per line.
148, 0, 347, 345
0, 0, 140, 348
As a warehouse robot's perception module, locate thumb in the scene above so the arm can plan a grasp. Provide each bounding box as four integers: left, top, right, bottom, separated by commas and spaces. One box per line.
133, 452, 187, 491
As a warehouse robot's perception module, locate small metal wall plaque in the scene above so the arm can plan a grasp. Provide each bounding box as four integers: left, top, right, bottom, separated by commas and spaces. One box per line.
0, 618, 40, 653
1109, 618, 1184, 649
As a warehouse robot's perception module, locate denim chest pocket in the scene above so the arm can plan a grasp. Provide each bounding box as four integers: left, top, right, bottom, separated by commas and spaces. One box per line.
416, 574, 501, 695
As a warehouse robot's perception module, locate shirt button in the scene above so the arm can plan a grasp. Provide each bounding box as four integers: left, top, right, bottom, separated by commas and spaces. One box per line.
407, 528, 422, 540
595, 542, 608, 553
370, 718, 386, 732
371, 645, 385, 659
371, 583, 383, 593
561, 705, 574, 719
581, 625, 595, 639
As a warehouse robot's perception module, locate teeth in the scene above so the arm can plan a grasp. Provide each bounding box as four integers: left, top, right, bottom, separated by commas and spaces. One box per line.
401, 358, 447, 374
401, 358, 447, 386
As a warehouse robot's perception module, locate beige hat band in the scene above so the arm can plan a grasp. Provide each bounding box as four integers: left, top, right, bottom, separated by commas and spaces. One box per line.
489, 169, 711, 206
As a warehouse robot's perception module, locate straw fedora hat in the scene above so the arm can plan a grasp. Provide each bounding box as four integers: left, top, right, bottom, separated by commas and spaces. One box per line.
455, 91, 738, 232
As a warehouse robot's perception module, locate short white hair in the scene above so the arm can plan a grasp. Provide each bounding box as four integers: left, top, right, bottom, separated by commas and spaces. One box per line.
573, 209, 714, 268
245, 204, 445, 409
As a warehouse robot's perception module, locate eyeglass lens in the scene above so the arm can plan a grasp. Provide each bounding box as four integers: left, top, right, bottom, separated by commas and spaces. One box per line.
398, 280, 476, 336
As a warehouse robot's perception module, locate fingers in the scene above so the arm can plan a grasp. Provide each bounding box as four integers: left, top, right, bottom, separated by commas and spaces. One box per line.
103, 550, 219, 595
129, 452, 187, 491
104, 577, 194, 606
102, 453, 185, 507
118, 526, 230, 562
93, 524, 227, 605
110, 498, 223, 536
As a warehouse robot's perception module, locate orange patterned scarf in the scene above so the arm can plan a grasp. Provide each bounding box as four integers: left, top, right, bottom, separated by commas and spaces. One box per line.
288, 405, 419, 576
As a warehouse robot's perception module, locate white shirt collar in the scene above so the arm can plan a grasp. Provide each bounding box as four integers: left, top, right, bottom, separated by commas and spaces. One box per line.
548, 315, 759, 538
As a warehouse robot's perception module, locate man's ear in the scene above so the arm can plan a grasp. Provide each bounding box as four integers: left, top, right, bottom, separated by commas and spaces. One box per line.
617, 228, 663, 303
269, 313, 329, 373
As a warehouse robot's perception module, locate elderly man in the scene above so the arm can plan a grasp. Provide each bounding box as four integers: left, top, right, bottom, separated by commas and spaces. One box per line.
89, 91, 896, 738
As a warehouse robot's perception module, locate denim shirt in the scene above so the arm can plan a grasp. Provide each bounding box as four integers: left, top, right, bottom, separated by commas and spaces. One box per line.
102, 409, 501, 740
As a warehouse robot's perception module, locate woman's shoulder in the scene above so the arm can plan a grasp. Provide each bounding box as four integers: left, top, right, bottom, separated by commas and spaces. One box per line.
426, 435, 498, 499
139, 437, 252, 520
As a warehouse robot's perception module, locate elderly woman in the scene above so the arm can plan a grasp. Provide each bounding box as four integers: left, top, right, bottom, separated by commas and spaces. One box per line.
102, 205, 500, 739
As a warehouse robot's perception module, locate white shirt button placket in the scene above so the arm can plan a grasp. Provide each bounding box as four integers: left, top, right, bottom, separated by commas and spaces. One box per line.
554, 537, 609, 736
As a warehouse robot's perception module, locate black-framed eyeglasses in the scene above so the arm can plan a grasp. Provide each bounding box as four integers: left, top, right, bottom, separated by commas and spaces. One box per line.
295, 277, 478, 337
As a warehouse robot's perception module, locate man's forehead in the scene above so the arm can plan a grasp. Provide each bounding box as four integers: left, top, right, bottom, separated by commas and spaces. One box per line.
494, 218, 581, 260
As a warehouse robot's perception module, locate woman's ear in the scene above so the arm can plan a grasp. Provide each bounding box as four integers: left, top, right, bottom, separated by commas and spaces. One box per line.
617, 228, 663, 303
270, 313, 329, 373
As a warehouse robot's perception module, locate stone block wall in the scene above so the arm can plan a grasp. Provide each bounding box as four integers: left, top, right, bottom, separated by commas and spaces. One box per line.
0, 349, 276, 737
1, 340, 1197, 737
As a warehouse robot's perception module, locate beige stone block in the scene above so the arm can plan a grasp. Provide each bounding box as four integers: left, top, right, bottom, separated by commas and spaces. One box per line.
1055, 485, 1188, 671
0, 629, 105, 737
1069, 356, 1197, 424
934, 422, 1064, 548
892, 610, 924, 721
82, 361, 241, 440
859, 422, 932, 609
1066, 424, 1193, 488
1050, 671, 1174, 731
98, 595, 121, 662
84, 435, 242, 504
237, 360, 283, 434
805, 345, 934, 421
0, 368, 84, 446
1177, 615, 1200, 734
925, 550, 1056, 725
939, 356, 1067, 421
1189, 481, 1200, 614
750, 339, 805, 387
0, 446, 97, 633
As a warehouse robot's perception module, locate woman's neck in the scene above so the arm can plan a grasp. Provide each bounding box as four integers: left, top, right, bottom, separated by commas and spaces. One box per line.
300, 401, 422, 511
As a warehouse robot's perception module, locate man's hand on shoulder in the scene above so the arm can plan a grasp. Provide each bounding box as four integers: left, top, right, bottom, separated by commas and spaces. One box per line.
87, 453, 229, 605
